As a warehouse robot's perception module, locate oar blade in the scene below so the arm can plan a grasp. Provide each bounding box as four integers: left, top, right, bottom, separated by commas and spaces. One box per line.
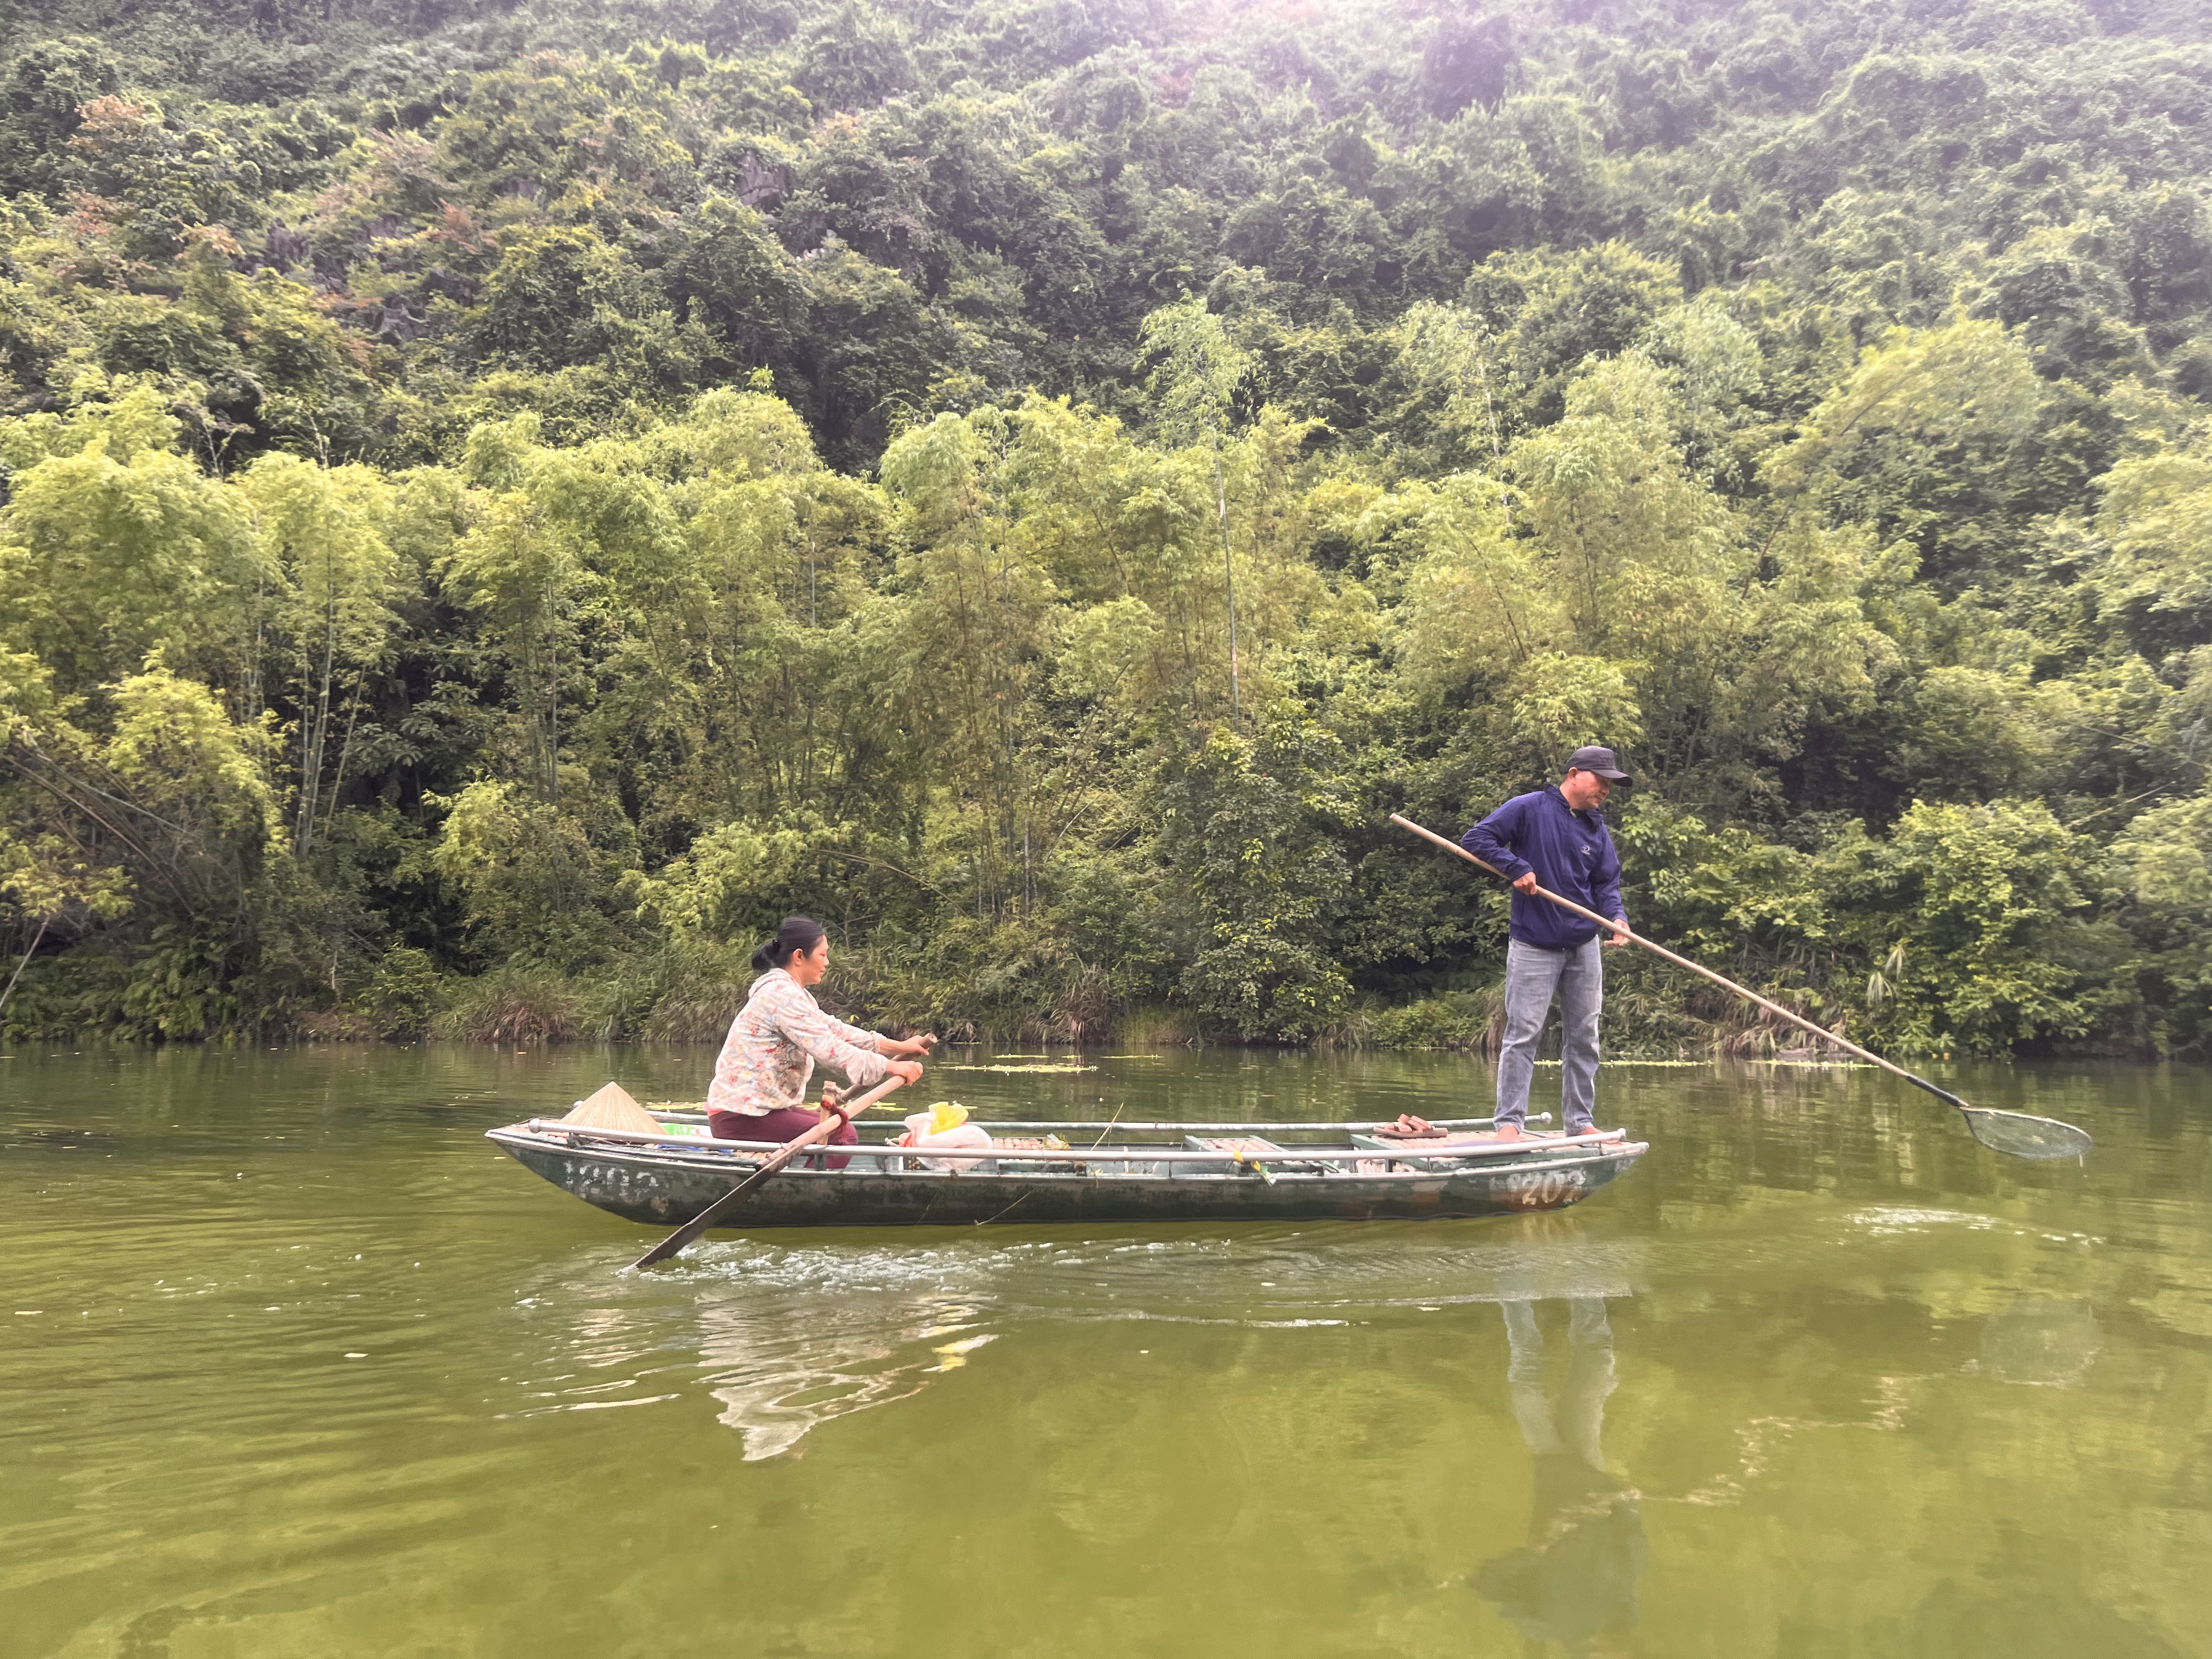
628, 1230, 690, 1272
1961, 1106, 2094, 1161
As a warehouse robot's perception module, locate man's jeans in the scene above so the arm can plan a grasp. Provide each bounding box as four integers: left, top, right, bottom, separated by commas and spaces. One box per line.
1496, 937, 1602, 1133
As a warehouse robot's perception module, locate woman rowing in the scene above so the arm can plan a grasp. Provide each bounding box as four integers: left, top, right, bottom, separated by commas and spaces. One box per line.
708, 915, 930, 1160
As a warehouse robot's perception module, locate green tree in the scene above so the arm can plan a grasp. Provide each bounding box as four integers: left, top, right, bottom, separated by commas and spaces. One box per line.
240, 455, 400, 855
1160, 719, 1355, 1040
0, 392, 264, 693
1141, 296, 1251, 720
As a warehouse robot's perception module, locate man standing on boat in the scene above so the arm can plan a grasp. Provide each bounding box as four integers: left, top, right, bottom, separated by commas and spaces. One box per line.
1462, 747, 1633, 1142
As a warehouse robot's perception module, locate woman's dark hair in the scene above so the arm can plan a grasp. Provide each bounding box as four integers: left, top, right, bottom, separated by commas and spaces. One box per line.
752, 914, 827, 974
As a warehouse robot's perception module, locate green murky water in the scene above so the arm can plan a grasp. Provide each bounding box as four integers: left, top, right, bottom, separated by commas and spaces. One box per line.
4, 1047, 2208, 1657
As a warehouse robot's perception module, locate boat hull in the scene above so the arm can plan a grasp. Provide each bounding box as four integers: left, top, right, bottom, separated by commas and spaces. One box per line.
488, 1129, 1648, 1228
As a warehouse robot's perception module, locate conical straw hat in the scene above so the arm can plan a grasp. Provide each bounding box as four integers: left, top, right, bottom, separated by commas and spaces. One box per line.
563, 1082, 661, 1135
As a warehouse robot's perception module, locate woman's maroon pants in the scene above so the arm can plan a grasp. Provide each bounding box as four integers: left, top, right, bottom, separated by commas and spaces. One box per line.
707, 1107, 858, 1170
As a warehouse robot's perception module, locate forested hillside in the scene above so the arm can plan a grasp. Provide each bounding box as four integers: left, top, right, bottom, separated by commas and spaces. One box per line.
1, 0, 2208, 1054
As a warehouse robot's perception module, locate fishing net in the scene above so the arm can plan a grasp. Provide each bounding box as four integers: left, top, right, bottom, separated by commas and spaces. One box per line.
1960, 1107, 2094, 1160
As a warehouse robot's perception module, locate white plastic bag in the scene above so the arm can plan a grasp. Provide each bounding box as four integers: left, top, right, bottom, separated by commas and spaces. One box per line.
897, 1111, 996, 1173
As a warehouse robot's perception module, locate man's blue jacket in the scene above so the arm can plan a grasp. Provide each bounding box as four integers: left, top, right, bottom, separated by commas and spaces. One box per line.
1462, 786, 1628, 951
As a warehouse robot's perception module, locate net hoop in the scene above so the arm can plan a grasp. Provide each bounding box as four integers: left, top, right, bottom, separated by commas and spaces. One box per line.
1959, 1105, 2094, 1161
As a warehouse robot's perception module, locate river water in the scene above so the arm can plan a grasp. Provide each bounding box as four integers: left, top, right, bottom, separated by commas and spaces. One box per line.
3, 1046, 2207, 1657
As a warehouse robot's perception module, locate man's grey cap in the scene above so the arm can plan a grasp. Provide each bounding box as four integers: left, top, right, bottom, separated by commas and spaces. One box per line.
1567, 745, 1631, 782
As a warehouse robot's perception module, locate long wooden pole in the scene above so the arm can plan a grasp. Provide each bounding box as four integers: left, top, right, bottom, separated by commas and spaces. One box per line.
1396, 813, 2097, 1160
1387, 813, 1973, 1110
627, 1072, 910, 1270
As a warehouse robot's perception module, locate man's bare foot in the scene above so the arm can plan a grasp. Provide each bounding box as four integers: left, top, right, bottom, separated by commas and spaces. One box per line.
1491, 1122, 1523, 1141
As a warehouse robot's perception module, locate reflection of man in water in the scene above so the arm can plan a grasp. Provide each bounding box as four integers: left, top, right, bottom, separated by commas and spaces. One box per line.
1472, 1297, 1645, 1654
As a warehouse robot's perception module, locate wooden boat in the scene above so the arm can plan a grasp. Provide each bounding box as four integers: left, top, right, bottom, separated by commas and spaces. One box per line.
486, 1111, 1650, 1229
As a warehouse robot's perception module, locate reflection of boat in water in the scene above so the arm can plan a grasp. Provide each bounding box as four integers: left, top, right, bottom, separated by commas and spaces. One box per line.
1472, 1296, 1646, 1653
695, 1290, 996, 1461
501, 1252, 1005, 1459
486, 1113, 1650, 1229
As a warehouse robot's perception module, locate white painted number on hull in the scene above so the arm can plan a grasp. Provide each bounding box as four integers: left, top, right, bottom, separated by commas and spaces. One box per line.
1502, 1167, 1588, 1208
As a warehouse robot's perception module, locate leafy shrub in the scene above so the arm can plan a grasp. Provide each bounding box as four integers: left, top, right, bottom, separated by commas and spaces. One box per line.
437, 966, 580, 1044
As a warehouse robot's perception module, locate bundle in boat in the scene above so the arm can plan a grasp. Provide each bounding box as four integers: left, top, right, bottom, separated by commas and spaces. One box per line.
1181, 1136, 1341, 1180
563, 1082, 663, 1136
979, 1134, 1088, 1174
1182, 1135, 1282, 1177
1349, 1129, 1616, 1171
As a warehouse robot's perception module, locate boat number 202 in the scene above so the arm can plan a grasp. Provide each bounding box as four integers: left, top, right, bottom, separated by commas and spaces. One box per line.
1503, 1166, 1587, 1207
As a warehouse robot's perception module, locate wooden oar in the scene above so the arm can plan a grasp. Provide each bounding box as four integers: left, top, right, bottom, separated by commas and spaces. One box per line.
1390, 813, 2092, 1161
627, 1073, 910, 1270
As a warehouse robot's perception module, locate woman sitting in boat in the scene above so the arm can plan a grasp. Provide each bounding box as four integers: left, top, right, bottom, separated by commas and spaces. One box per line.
707, 915, 929, 1160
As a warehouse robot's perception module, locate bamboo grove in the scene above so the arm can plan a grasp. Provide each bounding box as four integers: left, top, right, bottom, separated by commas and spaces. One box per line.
0, 0, 2209, 1054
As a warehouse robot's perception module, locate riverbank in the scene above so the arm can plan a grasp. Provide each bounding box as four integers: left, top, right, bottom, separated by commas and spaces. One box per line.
4, 911, 2176, 1059
5, 950, 2169, 1061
